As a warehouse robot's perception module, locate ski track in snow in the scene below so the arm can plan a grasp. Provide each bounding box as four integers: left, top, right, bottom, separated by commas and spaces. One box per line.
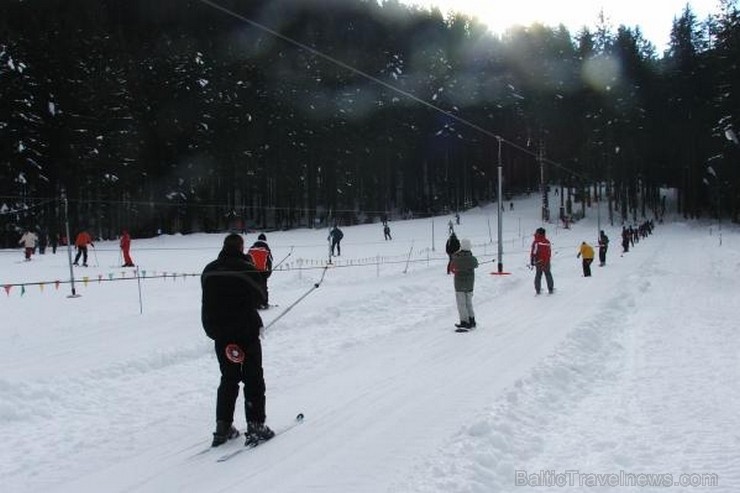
2, 197, 739, 493
393, 227, 740, 493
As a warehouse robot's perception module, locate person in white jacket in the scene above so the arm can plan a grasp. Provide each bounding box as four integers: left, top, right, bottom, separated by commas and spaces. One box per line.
18, 229, 39, 261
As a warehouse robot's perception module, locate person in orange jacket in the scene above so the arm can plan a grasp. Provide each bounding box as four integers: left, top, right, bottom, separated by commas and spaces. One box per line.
120, 230, 135, 267
73, 230, 94, 267
247, 233, 273, 309
576, 241, 595, 277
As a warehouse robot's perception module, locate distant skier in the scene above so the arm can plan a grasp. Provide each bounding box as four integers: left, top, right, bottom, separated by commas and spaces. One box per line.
577, 241, 595, 277
50, 231, 59, 254
73, 230, 94, 267
450, 238, 478, 330
621, 227, 630, 254
383, 222, 392, 241
120, 230, 135, 267
598, 230, 609, 266
530, 227, 554, 294
18, 229, 38, 261
201, 233, 273, 447
247, 233, 273, 309
38, 229, 48, 254
445, 232, 460, 275
328, 225, 343, 256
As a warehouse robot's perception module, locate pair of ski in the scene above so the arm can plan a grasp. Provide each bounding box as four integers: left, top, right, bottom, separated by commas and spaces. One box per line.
215, 413, 304, 462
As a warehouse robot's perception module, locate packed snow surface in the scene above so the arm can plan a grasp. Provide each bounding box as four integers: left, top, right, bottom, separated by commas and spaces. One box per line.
1, 194, 738, 492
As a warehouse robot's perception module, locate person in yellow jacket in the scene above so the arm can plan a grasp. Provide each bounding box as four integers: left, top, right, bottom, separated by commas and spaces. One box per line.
576, 241, 595, 277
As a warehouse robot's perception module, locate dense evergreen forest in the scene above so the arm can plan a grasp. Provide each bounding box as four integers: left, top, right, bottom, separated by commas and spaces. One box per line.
1, 0, 739, 245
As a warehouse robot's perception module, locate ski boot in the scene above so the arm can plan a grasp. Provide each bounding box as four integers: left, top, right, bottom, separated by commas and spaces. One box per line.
245, 421, 275, 447
212, 420, 240, 447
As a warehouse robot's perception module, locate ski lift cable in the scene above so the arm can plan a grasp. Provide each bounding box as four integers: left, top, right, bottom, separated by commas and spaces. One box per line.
197, 0, 587, 180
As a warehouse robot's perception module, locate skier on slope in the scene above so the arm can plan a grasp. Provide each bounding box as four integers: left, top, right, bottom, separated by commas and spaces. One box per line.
18, 228, 39, 261
120, 229, 135, 267
598, 230, 609, 266
530, 227, 554, 295
450, 238, 479, 330
621, 227, 630, 254
247, 233, 273, 309
576, 241, 595, 277
201, 233, 274, 447
73, 230, 94, 267
328, 225, 343, 256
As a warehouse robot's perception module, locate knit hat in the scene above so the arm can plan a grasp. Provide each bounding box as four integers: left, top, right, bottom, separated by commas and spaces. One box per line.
258, 233, 266, 241
460, 238, 472, 251
222, 233, 244, 254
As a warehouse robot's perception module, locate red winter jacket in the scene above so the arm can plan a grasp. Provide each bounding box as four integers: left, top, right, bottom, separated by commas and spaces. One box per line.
530, 233, 551, 266
120, 232, 131, 250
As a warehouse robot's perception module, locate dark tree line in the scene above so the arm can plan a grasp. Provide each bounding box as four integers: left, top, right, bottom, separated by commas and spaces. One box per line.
1, 0, 739, 246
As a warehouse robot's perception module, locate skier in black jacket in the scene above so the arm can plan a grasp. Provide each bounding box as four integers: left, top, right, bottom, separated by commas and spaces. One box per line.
201, 233, 274, 447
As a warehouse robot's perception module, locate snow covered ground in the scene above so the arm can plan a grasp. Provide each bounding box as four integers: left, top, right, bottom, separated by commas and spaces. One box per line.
1, 193, 739, 493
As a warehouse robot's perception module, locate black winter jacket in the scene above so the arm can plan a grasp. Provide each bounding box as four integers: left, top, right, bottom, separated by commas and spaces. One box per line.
445, 235, 460, 256
201, 250, 266, 343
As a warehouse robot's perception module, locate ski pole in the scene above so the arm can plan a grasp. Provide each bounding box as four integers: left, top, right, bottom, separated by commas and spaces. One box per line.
264, 264, 329, 331
273, 246, 294, 270
92, 245, 99, 267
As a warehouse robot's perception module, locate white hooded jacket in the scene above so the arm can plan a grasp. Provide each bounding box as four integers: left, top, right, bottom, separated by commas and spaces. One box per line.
18, 231, 39, 248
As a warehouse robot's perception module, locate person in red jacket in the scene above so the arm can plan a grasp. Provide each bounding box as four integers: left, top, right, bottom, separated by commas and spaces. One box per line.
530, 227, 554, 294
247, 233, 273, 309
73, 230, 94, 267
120, 230, 135, 267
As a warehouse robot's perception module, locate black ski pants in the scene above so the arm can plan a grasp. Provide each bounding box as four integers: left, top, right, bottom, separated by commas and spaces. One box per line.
215, 338, 266, 425
599, 247, 607, 265
582, 258, 593, 277
534, 262, 554, 294
74, 246, 88, 265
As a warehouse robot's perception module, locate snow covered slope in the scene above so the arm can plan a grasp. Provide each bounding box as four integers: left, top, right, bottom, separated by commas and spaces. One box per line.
1, 194, 738, 492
